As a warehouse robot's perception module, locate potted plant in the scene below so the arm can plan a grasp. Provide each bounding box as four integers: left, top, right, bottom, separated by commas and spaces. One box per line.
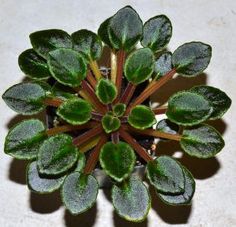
2, 5, 231, 223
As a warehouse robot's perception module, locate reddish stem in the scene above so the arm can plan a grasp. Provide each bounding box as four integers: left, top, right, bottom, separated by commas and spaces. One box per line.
86, 70, 97, 89
91, 111, 103, 121
44, 97, 63, 107
152, 106, 168, 115
119, 82, 136, 105
111, 131, 120, 144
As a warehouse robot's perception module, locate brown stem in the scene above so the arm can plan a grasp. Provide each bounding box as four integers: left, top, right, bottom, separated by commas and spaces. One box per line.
86, 70, 97, 89
111, 131, 120, 144
89, 60, 102, 80
44, 97, 63, 107
119, 127, 153, 162
91, 111, 103, 121
119, 82, 136, 105
84, 134, 107, 174
152, 106, 168, 115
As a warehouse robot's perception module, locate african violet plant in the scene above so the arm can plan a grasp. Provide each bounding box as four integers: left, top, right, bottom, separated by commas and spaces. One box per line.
2, 6, 231, 222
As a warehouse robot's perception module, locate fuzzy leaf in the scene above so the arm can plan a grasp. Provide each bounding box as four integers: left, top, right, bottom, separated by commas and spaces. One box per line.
4, 119, 46, 160
57, 98, 92, 125
154, 52, 173, 78
18, 49, 51, 80
180, 124, 225, 158
27, 161, 66, 194
124, 48, 155, 85
128, 105, 156, 130
102, 114, 120, 134
2, 83, 46, 115
72, 29, 103, 61
61, 172, 98, 215
30, 29, 72, 58
172, 42, 212, 76
108, 6, 143, 52
166, 91, 212, 126
156, 119, 179, 139
190, 85, 231, 120
51, 82, 76, 100
141, 15, 172, 52
113, 103, 126, 117
112, 175, 151, 222
74, 152, 86, 172
98, 17, 113, 47
147, 156, 185, 194
100, 142, 136, 182
37, 134, 78, 175
48, 48, 87, 87
158, 166, 195, 205
96, 78, 117, 104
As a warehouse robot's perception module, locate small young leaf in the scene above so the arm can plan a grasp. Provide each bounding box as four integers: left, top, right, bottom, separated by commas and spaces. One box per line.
147, 156, 185, 194
158, 166, 195, 205
108, 6, 143, 52
74, 152, 86, 172
141, 15, 172, 52
30, 29, 72, 58
37, 134, 78, 175
57, 98, 92, 125
124, 48, 155, 85
180, 124, 225, 158
128, 105, 156, 130
4, 119, 46, 160
18, 49, 51, 80
156, 119, 179, 139
27, 161, 66, 194
95, 78, 117, 104
48, 48, 87, 87
98, 17, 113, 47
100, 142, 136, 182
166, 91, 212, 126
112, 175, 151, 222
113, 103, 126, 117
2, 82, 46, 115
72, 29, 103, 61
102, 114, 121, 134
172, 42, 212, 76
154, 52, 173, 78
61, 172, 98, 215
190, 85, 231, 120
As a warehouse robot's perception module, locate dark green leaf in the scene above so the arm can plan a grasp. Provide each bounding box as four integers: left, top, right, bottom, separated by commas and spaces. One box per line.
100, 142, 136, 182
141, 15, 172, 52
18, 49, 51, 80
113, 103, 126, 117
108, 6, 143, 52
147, 156, 185, 194
112, 175, 151, 222
48, 48, 87, 87
128, 105, 156, 130
180, 124, 225, 158
124, 48, 155, 85
166, 91, 212, 126
57, 98, 92, 125
95, 78, 117, 104
4, 119, 46, 160
102, 114, 120, 134
156, 119, 179, 140
2, 82, 46, 115
27, 161, 65, 194
37, 134, 78, 175
51, 82, 76, 100
158, 166, 195, 205
72, 29, 103, 61
61, 172, 98, 215
98, 17, 113, 47
154, 52, 173, 78
172, 42, 212, 76
74, 152, 86, 172
30, 29, 72, 58
190, 85, 231, 120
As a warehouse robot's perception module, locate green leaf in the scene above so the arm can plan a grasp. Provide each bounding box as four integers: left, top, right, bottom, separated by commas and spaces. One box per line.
98, 17, 113, 47
124, 48, 155, 85
102, 114, 121, 134
48, 48, 87, 87
180, 124, 225, 158
166, 91, 213, 126
154, 52, 173, 78
30, 29, 72, 58
172, 42, 212, 76
37, 134, 78, 175
128, 105, 156, 130
147, 156, 185, 194
100, 142, 136, 182
18, 49, 51, 80
27, 161, 66, 194
108, 6, 143, 52
4, 119, 46, 160
141, 15, 172, 52
190, 85, 231, 120
156, 119, 179, 140
72, 29, 103, 61
113, 103, 126, 117
95, 78, 117, 104
112, 175, 151, 222
51, 82, 76, 100
74, 152, 86, 172
61, 172, 98, 215
2, 82, 46, 115
158, 166, 195, 205
57, 98, 92, 125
